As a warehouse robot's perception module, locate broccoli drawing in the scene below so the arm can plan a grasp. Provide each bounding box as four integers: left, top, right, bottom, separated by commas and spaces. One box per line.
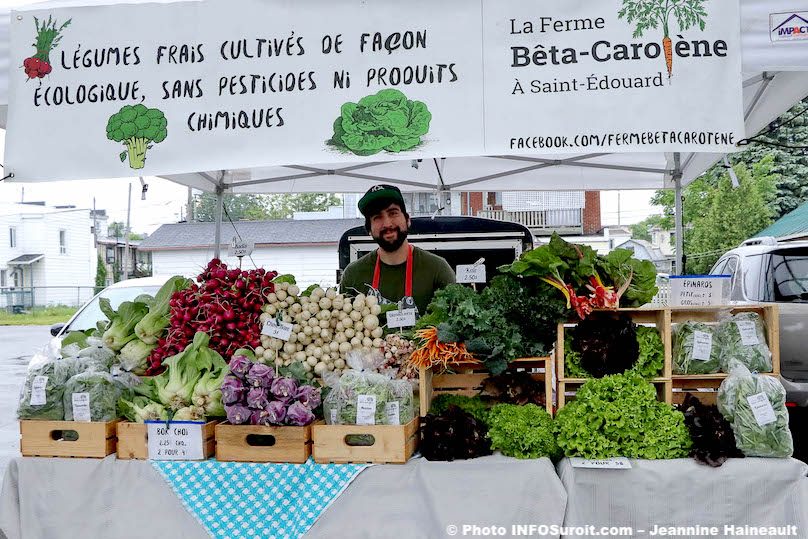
106, 104, 168, 170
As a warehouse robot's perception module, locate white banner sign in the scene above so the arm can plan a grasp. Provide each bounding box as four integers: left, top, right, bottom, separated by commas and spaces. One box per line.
5, 0, 743, 182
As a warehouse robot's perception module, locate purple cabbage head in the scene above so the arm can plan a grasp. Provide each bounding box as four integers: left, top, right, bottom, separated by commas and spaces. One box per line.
264, 400, 287, 425
270, 376, 298, 403
286, 401, 315, 426
295, 385, 321, 409
250, 410, 272, 426
228, 355, 253, 379
225, 404, 251, 425
221, 376, 247, 405
246, 387, 270, 410
246, 363, 275, 389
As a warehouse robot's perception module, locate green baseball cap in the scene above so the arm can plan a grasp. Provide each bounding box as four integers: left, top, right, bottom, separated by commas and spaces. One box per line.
358, 184, 407, 217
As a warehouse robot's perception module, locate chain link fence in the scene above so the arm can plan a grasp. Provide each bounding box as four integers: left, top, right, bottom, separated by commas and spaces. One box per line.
0, 286, 97, 313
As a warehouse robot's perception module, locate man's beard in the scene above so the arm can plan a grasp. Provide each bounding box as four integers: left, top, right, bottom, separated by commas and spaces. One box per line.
373, 226, 408, 253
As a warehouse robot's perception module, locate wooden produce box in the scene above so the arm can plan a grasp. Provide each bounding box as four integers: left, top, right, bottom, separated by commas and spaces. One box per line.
558, 378, 672, 410
312, 418, 418, 464
215, 421, 317, 463
556, 307, 672, 382
116, 420, 217, 460
20, 419, 118, 458
419, 357, 553, 417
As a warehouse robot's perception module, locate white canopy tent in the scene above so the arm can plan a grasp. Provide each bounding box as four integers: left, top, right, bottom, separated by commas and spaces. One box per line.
0, 0, 806, 273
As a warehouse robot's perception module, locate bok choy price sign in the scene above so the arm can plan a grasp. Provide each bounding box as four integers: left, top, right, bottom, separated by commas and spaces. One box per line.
5, 0, 742, 182
147, 420, 205, 460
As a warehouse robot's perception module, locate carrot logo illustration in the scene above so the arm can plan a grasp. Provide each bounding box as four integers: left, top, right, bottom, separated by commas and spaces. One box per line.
618, 0, 708, 80
23, 15, 71, 80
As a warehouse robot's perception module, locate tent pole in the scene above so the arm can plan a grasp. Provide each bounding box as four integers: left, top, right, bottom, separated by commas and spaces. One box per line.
673, 153, 684, 276
213, 186, 224, 260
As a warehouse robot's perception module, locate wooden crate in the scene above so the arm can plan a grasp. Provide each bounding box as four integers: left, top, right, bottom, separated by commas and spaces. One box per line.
419, 357, 553, 417
312, 418, 418, 464
215, 421, 317, 463
20, 420, 118, 458
668, 304, 780, 376
557, 379, 672, 410
672, 373, 781, 406
556, 307, 672, 381
116, 420, 217, 460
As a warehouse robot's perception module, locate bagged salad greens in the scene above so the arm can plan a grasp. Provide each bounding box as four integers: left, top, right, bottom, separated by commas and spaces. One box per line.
323, 350, 413, 426
717, 361, 792, 458
63, 371, 123, 422
716, 312, 772, 373
673, 322, 720, 374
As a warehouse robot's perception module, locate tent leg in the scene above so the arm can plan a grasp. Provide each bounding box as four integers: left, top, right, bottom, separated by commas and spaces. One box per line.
673, 155, 684, 275
213, 187, 224, 260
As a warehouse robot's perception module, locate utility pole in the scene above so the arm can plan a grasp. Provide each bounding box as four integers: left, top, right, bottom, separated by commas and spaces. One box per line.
123, 183, 132, 280
617, 191, 621, 226
187, 186, 194, 222
92, 197, 98, 248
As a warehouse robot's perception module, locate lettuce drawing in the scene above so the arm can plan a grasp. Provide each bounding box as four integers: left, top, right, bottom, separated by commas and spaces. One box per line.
329, 89, 432, 156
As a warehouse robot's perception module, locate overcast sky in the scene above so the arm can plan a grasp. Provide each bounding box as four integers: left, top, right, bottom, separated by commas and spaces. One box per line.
0, 0, 660, 234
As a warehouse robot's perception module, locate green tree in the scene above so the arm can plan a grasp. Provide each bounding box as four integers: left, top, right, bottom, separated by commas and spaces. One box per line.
685, 157, 778, 273
193, 193, 341, 221
95, 255, 107, 293
630, 214, 668, 241
108, 221, 125, 239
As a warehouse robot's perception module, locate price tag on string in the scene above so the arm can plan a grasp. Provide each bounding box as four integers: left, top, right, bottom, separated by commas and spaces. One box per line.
228, 238, 254, 258
456, 259, 487, 284
386, 309, 417, 329
262, 318, 293, 341
570, 457, 632, 470
147, 421, 205, 460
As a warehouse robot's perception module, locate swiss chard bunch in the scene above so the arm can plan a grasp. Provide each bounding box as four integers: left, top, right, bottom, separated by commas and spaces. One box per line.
487, 404, 560, 460
555, 372, 692, 459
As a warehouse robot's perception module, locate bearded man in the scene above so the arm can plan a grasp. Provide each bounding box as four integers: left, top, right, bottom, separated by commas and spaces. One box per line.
339, 184, 455, 317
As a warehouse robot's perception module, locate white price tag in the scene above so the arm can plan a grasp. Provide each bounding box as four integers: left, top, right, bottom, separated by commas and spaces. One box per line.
71, 392, 92, 422
670, 276, 731, 306
736, 321, 760, 346
692, 331, 713, 361
330, 409, 337, 424
385, 401, 400, 425
228, 239, 254, 258
356, 394, 377, 425
386, 309, 417, 329
747, 393, 777, 427
30, 376, 48, 406
456, 264, 487, 284
147, 421, 205, 460
570, 457, 632, 470
261, 319, 294, 341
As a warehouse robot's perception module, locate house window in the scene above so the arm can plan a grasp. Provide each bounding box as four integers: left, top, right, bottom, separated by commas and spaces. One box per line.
0, 270, 6, 288
59, 230, 67, 255
106, 247, 115, 264
9, 227, 16, 248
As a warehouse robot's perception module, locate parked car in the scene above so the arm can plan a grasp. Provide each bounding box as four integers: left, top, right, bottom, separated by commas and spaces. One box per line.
35, 276, 170, 363
709, 237, 808, 406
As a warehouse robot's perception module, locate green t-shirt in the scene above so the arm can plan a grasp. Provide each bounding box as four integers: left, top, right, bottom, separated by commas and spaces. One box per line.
339, 246, 455, 314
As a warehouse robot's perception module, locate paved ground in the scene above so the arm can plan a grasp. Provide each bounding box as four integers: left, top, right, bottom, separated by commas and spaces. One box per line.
0, 326, 51, 482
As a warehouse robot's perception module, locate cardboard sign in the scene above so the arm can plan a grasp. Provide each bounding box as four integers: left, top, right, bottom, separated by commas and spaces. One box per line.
670, 275, 731, 306
456, 264, 487, 284
228, 239, 254, 258
147, 421, 205, 460
262, 319, 294, 341
570, 457, 632, 470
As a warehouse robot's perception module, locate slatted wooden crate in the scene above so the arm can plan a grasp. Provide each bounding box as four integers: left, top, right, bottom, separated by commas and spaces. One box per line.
558, 379, 672, 409
215, 422, 317, 463
556, 307, 672, 382
419, 357, 553, 416
312, 418, 418, 464
116, 420, 217, 460
20, 420, 118, 458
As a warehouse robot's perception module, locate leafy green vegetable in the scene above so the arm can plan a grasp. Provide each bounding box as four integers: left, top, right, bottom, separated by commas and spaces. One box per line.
717, 364, 792, 457
63, 371, 122, 422
272, 274, 297, 284
597, 248, 659, 307
154, 332, 215, 411
673, 322, 720, 374
60, 330, 92, 355
487, 404, 560, 460
101, 300, 150, 351
330, 89, 432, 156
429, 394, 491, 425
134, 276, 191, 345
327, 371, 413, 425
17, 361, 67, 420
716, 313, 773, 373
191, 346, 228, 417
119, 339, 156, 375
118, 396, 168, 423
555, 372, 692, 459
564, 326, 663, 379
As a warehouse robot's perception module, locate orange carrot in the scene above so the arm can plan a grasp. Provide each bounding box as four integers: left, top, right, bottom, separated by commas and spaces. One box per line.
407, 327, 477, 370
663, 36, 673, 79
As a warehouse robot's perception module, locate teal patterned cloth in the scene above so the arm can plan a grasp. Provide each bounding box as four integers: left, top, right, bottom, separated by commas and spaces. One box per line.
151, 458, 369, 539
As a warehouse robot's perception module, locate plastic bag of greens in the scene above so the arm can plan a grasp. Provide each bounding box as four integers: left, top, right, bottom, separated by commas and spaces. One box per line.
386, 379, 414, 425
673, 322, 720, 374
717, 361, 792, 458
717, 312, 772, 373
63, 371, 123, 422
17, 358, 67, 420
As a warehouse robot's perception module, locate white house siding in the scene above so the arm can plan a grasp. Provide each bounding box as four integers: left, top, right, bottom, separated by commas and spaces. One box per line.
151, 245, 339, 288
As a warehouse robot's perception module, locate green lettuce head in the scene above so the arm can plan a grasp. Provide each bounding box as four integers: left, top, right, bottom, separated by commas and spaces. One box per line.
330, 89, 432, 156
